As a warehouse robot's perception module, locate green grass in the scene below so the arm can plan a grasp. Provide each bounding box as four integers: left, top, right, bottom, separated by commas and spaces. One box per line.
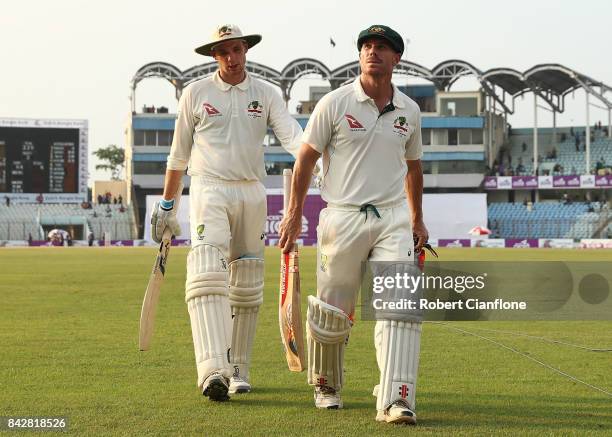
0, 247, 611, 436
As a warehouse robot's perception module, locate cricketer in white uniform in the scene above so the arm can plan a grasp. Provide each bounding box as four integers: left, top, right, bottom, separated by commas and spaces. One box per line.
151, 24, 302, 402
279, 25, 428, 424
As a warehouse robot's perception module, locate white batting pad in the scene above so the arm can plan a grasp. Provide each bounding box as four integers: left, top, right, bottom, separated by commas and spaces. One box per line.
375, 320, 422, 411
228, 257, 264, 383
185, 244, 232, 387
307, 295, 352, 391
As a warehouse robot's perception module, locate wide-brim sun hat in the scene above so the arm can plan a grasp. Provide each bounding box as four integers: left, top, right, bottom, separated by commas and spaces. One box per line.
195, 24, 262, 56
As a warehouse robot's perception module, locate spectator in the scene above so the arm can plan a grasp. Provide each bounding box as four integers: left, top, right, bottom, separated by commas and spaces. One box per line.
561, 193, 571, 205
551, 146, 557, 159
36, 193, 43, 204
118, 194, 123, 205
97, 194, 103, 204
522, 142, 527, 152
87, 231, 94, 247
113, 197, 117, 205
570, 126, 574, 136
28, 233, 33, 245
105, 204, 112, 218
4, 196, 9, 207
575, 136, 580, 152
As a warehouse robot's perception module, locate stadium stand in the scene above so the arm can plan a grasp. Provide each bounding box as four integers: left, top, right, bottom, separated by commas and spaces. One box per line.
0, 203, 137, 241
494, 127, 612, 176
488, 202, 611, 239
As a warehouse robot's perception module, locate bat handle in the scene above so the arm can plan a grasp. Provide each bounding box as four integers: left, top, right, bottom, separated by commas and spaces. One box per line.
283, 169, 292, 213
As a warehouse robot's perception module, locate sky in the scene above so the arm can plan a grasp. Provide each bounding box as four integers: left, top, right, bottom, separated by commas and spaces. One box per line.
1, 0, 611, 183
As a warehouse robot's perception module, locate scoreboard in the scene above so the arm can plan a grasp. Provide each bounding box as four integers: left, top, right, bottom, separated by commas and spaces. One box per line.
0, 118, 87, 202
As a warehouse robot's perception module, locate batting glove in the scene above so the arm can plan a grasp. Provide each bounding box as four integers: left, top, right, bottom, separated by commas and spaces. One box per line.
151, 198, 181, 243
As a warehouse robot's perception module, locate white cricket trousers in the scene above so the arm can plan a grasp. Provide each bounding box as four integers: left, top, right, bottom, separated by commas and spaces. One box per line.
189, 176, 267, 259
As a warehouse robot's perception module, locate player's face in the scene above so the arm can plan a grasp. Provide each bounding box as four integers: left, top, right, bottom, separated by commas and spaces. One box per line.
359, 37, 400, 77
212, 40, 248, 84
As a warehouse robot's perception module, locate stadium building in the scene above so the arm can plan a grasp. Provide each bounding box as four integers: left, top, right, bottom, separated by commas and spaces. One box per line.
4, 57, 609, 246
125, 58, 611, 244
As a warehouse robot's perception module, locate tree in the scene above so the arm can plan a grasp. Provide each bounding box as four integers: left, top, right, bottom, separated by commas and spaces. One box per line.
94, 145, 125, 180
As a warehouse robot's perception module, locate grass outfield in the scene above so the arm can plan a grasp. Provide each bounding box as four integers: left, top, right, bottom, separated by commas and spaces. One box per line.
1, 247, 611, 436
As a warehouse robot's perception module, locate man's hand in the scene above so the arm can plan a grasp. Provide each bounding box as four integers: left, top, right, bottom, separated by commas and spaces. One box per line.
413, 219, 429, 253
278, 210, 302, 254
151, 199, 181, 243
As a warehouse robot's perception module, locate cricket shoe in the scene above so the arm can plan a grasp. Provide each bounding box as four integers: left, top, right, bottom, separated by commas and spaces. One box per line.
314, 386, 343, 409
229, 376, 251, 394
202, 372, 230, 402
376, 400, 416, 425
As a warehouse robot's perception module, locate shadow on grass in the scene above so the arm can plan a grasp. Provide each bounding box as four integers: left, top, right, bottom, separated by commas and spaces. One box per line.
418, 391, 612, 431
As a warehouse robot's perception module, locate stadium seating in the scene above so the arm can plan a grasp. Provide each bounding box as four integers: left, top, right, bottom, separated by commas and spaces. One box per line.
0, 203, 137, 240
498, 128, 612, 176
488, 202, 611, 239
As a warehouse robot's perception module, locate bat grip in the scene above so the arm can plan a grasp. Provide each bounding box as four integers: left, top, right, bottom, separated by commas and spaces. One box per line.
282, 169, 292, 212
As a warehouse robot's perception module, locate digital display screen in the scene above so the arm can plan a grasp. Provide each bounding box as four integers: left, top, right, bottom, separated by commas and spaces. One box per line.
0, 127, 80, 193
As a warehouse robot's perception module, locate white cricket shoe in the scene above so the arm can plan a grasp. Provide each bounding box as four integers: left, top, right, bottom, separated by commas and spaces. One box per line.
314, 386, 343, 409
202, 372, 230, 402
376, 400, 416, 425
229, 376, 251, 394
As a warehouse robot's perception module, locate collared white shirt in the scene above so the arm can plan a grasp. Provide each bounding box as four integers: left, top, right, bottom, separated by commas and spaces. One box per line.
167, 71, 302, 181
303, 78, 422, 206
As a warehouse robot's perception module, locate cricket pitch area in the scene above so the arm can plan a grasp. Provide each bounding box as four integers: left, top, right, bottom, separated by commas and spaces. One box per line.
1, 247, 611, 436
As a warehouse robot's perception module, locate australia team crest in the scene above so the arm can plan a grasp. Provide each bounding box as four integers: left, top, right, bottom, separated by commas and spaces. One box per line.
247, 100, 263, 118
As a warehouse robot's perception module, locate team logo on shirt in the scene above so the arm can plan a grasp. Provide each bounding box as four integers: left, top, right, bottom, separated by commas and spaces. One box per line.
203, 103, 222, 117
344, 114, 366, 131
393, 116, 409, 137
247, 100, 263, 118
196, 224, 206, 240
320, 253, 328, 272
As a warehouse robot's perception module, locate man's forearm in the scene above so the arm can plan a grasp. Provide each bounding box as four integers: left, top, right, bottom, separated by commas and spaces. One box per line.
162, 169, 184, 201
405, 160, 424, 222
288, 144, 321, 216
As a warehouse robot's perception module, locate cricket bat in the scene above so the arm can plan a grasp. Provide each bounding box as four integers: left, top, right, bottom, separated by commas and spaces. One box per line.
139, 182, 183, 351
279, 169, 305, 372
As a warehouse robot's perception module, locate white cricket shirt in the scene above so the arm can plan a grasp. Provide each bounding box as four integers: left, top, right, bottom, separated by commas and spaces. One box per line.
167, 71, 302, 181
303, 78, 423, 206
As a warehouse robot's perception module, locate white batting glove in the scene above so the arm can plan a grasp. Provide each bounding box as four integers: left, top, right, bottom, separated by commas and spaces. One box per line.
151, 198, 181, 243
